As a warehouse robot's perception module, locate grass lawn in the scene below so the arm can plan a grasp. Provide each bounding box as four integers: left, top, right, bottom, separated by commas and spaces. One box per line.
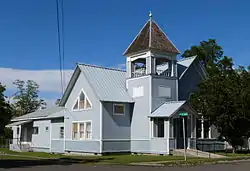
216, 152, 250, 157
2, 148, 250, 166
0, 148, 190, 165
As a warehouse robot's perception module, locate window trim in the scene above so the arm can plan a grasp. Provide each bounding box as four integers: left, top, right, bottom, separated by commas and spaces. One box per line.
71, 120, 92, 140
132, 86, 144, 98
32, 127, 39, 135
72, 88, 92, 111
59, 126, 64, 139
113, 103, 125, 116
158, 85, 172, 98
152, 118, 165, 139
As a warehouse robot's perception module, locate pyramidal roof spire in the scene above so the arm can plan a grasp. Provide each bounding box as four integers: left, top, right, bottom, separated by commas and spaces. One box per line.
123, 13, 180, 56
149, 11, 152, 48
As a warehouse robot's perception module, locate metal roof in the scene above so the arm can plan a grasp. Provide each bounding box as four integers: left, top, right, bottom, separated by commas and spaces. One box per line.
150, 101, 186, 117
6, 120, 32, 127
78, 64, 134, 103
11, 106, 66, 121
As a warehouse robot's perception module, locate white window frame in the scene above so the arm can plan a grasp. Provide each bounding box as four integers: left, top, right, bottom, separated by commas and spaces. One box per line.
71, 120, 92, 140
59, 126, 64, 139
72, 88, 92, 111
113, 104, 125, 116
132, 86, 144, 98
152, 118, 165, 138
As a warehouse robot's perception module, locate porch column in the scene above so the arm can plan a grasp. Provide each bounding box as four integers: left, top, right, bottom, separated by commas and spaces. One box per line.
208, 126, 212, 139
164, 119, 169, 138
169, 118, 174, 138
201, 116, 204, 139
191, 114, 196, 138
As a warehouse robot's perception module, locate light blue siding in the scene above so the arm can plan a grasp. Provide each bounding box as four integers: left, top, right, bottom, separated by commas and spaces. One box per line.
102, 140, 130, 152
51, 140, 64, 153
151, 76, 178, 111
102, 102, 131, 152
126, 76, 151, 153
65, 140, 100, 153
64, 72, 101, 153
102, 102, 131, 139
31, 120, 50, 149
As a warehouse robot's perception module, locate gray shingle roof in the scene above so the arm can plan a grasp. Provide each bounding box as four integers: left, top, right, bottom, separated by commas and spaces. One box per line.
78, 64, 134, 103
150, 101, 186, 117
12, 106, 66, 121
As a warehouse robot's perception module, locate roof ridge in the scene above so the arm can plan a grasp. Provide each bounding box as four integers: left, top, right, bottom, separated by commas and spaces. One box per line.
77, 63, 126, 72
164, 100, 186, 104
177, 56, 197, 62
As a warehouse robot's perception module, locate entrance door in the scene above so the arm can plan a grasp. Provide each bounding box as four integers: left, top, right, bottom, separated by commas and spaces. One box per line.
174, 118, 188, 149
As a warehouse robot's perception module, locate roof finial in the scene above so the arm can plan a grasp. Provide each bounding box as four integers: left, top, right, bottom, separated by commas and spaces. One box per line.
149, 11, 152, 19
149, 11, 152, 48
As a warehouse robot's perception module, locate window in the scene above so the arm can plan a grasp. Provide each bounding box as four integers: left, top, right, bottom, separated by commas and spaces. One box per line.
79, 123, 85, 140
73, 90, 92, 110
132, 86, 144, 98
158, 86, 171, 98
17, 127, 20, 135
72, 121, 92, 140
152, 118, 165, 138
60, 127, 64, 139
32, 127, 39, 134
72, 123, 78, 140
113, 104, 125, 115
45, 127, 49, 132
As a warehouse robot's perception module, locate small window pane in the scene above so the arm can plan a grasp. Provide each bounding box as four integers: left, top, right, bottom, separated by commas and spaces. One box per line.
73, 99, 79, 109
60, 127, 64, 139
86, 99, 91, 108
33, 127, 39, 134
72, 123, 78, 140
79, 92, 85, 109
86, 122, 91, 139
79, 123, 85, 139
114, 104, 124, 115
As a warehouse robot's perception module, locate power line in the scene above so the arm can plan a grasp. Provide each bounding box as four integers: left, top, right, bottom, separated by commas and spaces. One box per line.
61, 0, 66, 90
56, 0, 64, 96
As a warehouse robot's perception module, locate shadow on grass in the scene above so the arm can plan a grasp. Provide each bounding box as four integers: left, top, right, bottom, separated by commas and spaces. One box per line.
0, 157, 114, 169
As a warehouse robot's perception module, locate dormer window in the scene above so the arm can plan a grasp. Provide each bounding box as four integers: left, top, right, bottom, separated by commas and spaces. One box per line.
73, 90, 92, 110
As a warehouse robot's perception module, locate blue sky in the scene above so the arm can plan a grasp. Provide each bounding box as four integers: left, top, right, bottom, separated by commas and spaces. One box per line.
0, 0, 249, 105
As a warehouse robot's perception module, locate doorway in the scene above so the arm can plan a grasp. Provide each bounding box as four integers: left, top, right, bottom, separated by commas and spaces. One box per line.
173, 117, 188, 149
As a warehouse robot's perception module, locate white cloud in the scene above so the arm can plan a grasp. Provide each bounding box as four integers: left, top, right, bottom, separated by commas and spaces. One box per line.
0, 68, 73, 93
116, 63, 126, 70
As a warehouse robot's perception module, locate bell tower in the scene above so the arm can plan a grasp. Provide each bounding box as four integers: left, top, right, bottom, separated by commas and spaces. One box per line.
124, 12, 180, 111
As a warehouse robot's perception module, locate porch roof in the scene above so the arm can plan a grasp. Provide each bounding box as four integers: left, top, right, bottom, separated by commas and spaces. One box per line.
149, 101, 186, 117
6, 120, 32, 127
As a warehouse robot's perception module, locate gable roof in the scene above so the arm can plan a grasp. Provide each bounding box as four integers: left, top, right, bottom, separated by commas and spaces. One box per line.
123, 19, 180, 56
78, 64, 134, 103
11, 106, 66, 121
60, 64, 134, 106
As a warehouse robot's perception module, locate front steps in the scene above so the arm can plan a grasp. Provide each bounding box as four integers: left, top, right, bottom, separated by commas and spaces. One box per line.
172, 148, 226, 158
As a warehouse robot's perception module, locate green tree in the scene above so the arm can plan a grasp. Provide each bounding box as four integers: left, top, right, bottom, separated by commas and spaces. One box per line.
190, 56, 250, 151
12, 80, 46, 116
182, 39, 224, 74
0, 83, 12, 136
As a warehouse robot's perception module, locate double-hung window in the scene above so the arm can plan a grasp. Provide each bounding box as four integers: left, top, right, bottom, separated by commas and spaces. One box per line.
72, 121, 92, 140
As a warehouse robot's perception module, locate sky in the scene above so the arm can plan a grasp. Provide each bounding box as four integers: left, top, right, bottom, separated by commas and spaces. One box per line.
0, 0, 249, 106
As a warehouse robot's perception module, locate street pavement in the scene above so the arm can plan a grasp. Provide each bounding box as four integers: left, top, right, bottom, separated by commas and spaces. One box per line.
1, 162, 250, 171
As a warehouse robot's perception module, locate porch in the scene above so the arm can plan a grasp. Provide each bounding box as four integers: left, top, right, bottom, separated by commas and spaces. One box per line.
149, 101, 198, 152
6, 120, 33, 152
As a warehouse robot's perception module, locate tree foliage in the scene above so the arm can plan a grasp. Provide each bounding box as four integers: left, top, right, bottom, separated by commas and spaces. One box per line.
184, 39, 250, 150
12, 80, 46, 116
182, 39, 224, 74
0, 83, 12, 136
